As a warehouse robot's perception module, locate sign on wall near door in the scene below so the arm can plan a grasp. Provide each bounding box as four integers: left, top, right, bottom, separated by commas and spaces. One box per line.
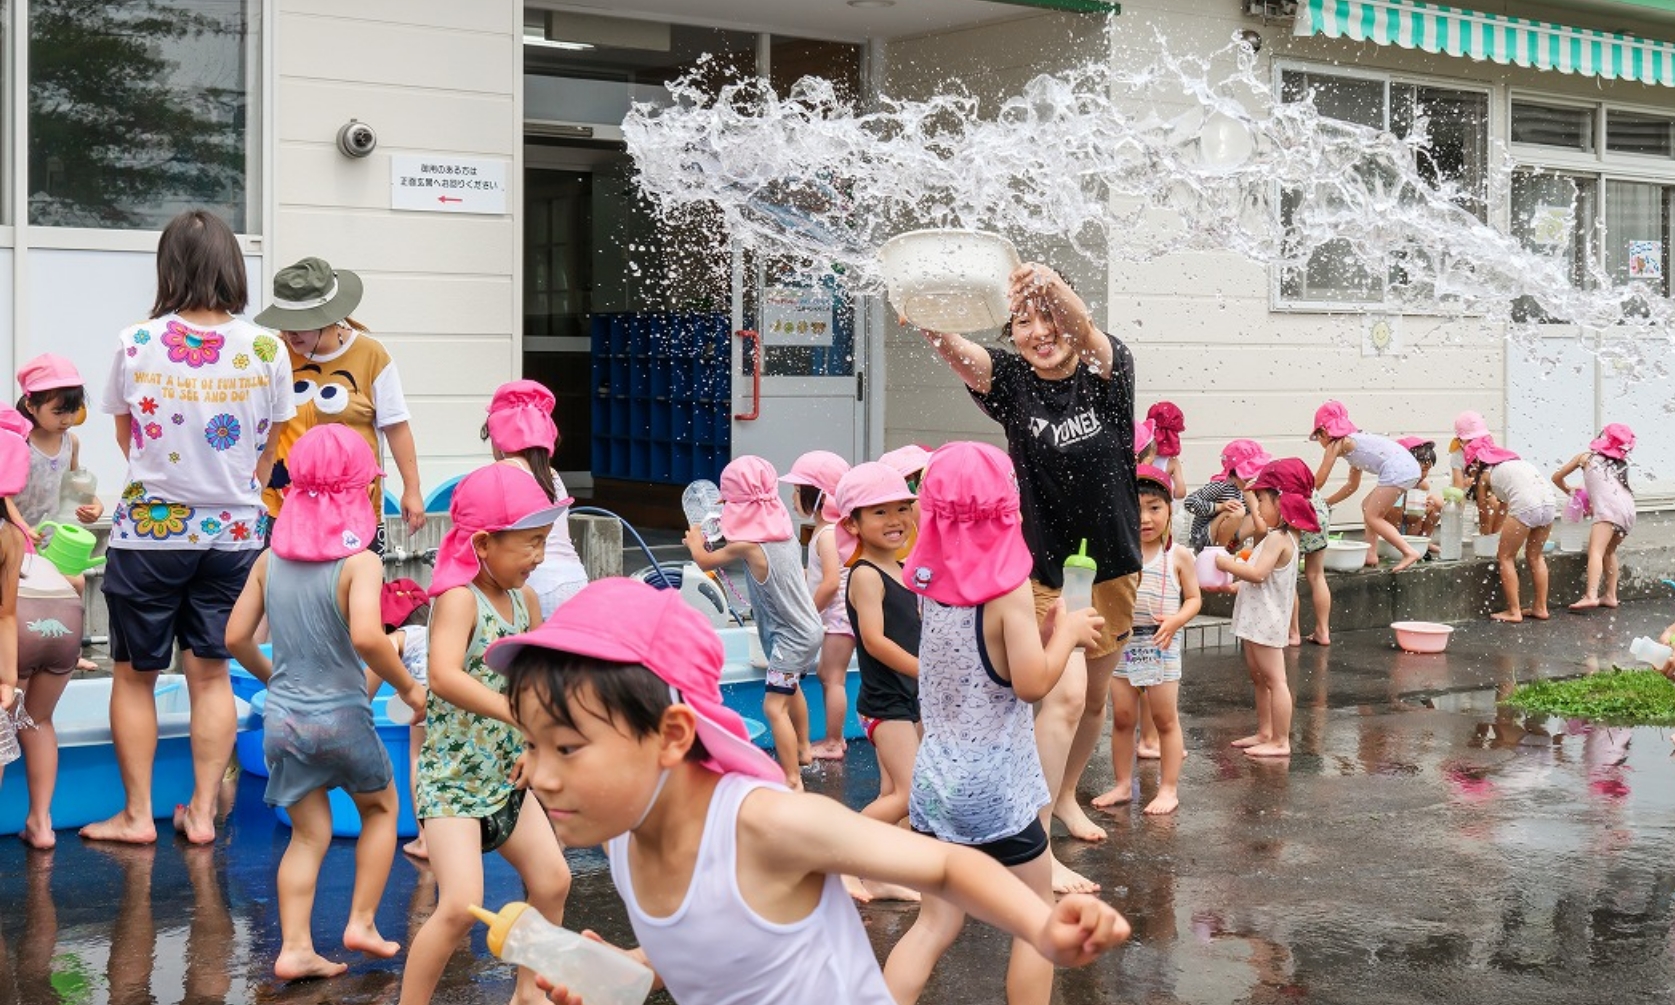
391, 154, 508, 214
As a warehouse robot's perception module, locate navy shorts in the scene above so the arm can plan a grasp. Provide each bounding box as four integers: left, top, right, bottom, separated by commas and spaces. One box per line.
915, 818, 1048, 867
103, 547, 260, 671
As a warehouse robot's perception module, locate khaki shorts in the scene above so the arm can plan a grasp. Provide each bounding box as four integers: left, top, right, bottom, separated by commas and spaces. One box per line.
1032, 573, 1139, 660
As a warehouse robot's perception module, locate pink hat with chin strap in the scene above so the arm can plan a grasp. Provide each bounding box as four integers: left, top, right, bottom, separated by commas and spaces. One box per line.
429, 464, 567, 597
1217, 439, 1272, 483
904, 441, 1033, 608
270, 425, 382, 562
486, 380, 559, 455
1589, 423, 1635, 460
780, 450, 850, 524
1311, 400, 1357, 439
719, 455, 794, 544
832, 462, 915, 564
1462, 437, 1519, 468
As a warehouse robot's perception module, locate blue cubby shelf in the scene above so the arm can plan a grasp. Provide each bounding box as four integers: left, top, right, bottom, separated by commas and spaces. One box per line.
590, 312, 730, 486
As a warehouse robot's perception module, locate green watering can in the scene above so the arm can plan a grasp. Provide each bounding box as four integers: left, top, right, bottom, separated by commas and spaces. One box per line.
37, 522, 105, 577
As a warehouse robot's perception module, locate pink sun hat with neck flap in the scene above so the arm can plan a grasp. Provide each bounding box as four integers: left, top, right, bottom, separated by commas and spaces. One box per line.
484, 578, 783, 784
0, 426, 28, 497
486, 380, 559, 455
429, 464, 566, 597
1462, 437, 1519, 468
904, 441, 1032, 608
1590, 423, 1635, 460
17, 354, 83, 394
833, 462, 915, 564
780, 449, 850, 524
0, 406, 32, 439
1311, 400, 1357, 439
271, 425, 382, 562
1133, 419, 1155, 456
1217, 439, 1271, 483
879, 444, 932, 480
719, 455, 794, 543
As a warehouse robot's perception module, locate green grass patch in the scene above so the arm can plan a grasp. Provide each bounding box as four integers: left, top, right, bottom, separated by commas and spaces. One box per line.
1504, 669, 1675, 726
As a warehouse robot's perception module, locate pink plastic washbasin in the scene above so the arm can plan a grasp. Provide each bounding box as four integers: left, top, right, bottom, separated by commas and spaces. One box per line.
1392, 621, 1454, 654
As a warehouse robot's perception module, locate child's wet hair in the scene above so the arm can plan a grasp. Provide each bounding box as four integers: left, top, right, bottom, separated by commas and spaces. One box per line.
794, 484, 821, 517
504, 649, 710, 762
1408, 442, 1436, 468
17, 386, 85, 426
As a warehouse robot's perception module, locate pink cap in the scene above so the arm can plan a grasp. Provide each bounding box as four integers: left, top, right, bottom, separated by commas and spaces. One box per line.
484, 578, 783, 784
1462, 437, 1519, 468
270, 425, 382, 562
1311, 400, 1357, 439
17, 354, 82, 394
1135, 462, 1173, 496
1453, 410, 1490, 442
0, 427, 27, 497
832, 462, 915, 564
1217, 439, 1272, 483
1133, 419, 1155, 455
1590, 423, 1635, 460
780, 450, 850, 524
1146, 401, 1185, 458
878, 444, 932, 480
486, 380, 558, 454
1249, 458, 1321, 533
429, 465, 567, 597
1396, 436, 1434, 451
904, 441, 1033, 608
719, 456, 794, 544
0, 406, 32, 439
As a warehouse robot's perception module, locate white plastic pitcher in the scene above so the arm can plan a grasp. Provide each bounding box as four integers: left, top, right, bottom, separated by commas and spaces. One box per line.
1630, 636, 1673, 668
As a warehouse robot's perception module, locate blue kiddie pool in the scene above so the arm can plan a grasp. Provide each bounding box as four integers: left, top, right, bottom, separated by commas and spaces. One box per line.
715, 627, 864, 748
252, 689, 421, 840
0, 676, 256, 836
230, 644, 274, 776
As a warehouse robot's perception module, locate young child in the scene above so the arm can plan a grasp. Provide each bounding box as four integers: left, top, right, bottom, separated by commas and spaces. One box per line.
1092, 464, 1199, 816
781, 449, 854, 761
882, 441, 1109, 1005
1465, 440, 1555, 624
1449, 410, 1495, 529
484, 380, 590, 617
379, 579, 432, 859
399, 464, 571, 1005
487, 578, 1127, 1005
1145, 401, 1187, 500
1553, 423, 1635, 612
1309, 400, 1424, 571
1390, 437, 1442, 540
14, 354, 103, 541
1184, 439, 1269, 554
1288, 476, 1335, 648
224, 425, 427, 980
684, 455, 823, 789
1220, 458, 1318, 759
878, 443, 931, 562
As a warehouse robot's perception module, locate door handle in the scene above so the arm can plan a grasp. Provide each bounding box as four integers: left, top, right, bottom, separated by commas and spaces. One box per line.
735, 329, 761, 421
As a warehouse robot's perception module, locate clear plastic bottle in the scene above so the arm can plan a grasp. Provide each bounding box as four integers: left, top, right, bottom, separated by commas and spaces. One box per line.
471, 902, 654, 1005
1438, 487, 1464, 563
681, 479, 725, 550
1061, 539, 1097, 639
1629, 636, 1673, 668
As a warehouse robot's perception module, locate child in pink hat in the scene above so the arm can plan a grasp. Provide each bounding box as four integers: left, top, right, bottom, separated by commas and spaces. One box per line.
685, 455, 822, 789
885, 441, 1110, 1001
484, 577, 1128, 1005
1309, 400, 1425, 572
1462, 441, 1554, 623
1553, 423, 1637, 612
224, 424, 426, 980
1144, 401, 1187, 499
1183, 438, 1270, 554
1389, 437, 1442, 541
483, 379, 588, 618
781, 449, 853, 761
399, 463, 571, 1005
14, 353, 103, 543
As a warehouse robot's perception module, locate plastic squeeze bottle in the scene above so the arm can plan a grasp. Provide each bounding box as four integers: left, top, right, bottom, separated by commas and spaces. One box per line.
1438, 487, 1464, 563
681, 479, 726, 550
1061, 540, 1097, 648
470, 902, 654, 1005
1629, 636, 1674, 668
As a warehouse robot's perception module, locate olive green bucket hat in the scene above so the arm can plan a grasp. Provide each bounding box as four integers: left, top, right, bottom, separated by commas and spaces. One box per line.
254, 257, 364, 331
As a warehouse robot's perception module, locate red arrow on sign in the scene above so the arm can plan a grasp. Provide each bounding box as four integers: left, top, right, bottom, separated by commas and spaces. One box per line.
438, 196, 462, 204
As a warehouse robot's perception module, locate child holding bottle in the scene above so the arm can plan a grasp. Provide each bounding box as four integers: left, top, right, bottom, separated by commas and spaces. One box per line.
1220, 458, 1319, 759
781, 449, 854, 760
882, 441, 1110, 1005
399, 464, 571, 1005
1465, 440, 1555, 623
488, 577, 1128, 1005
1310, 400, 1423, 571
1092, 464, 1198, 816
1553, 423, 1636, 612
684, 455, 823, 789
484, 380, 590, 617
14, 354, 103, 540
224, 425, 427, 980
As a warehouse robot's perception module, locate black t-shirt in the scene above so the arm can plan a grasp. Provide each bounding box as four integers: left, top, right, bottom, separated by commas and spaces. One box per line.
970, 333, 1141, 588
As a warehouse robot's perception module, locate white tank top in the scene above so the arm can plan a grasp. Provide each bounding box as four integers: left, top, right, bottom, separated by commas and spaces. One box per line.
606, 773, 896, 1005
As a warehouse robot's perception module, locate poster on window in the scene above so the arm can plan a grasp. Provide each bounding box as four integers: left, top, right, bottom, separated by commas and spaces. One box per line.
1528, 205, 1572, 246
761, 287, 835, 347
1627, 241, 1663, 280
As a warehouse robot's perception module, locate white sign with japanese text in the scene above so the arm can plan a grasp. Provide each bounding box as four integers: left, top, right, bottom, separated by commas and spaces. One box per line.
761, 286, 835, 347
390, 155, 507, 214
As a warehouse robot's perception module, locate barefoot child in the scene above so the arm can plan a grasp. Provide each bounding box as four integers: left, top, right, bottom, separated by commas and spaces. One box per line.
1221, 458, 1318, 759
14, 354, 104, 545
781, 450, 854, 760
1466, 440, 1555, 623
1391, 437, 1442, 540
1554, 424, 1635, 613
378, 579, 431, 859
484, 380, 590, 617
224, 425, 427, 980
398, 465, 571, 1005
882, 442, 1111, 1005
489, 577, 1128, 1005
1184, 439, 1269, 554
684, 455, 822, 789
1310, 401, 1423, 571
0, 424, 35, 805
1093, 464, 1198, 815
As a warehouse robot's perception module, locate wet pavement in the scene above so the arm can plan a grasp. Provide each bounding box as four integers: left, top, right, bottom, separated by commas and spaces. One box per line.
4, 601, 1675, 1004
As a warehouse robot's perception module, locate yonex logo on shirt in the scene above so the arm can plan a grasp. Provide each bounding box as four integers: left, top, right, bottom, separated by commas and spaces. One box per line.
1031, 409, 1103, 449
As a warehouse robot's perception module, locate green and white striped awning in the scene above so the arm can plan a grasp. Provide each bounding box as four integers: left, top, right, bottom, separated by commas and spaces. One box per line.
1296, 0, 1675, 88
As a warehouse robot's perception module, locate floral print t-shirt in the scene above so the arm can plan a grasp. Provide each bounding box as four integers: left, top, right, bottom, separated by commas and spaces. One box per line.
100, 314, 295, 550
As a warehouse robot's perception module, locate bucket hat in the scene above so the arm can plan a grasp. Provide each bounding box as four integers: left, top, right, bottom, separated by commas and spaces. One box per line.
1217, 439, 1272, 483
1145, 401, 1185, 459
1462, 437, 1519, 469
485, 578, 783, 784
271, 425, 382, 562
254, 257, 365, 331
17, 354, 83, 394
430, 465, 566, 597
1249, 458, 1322, 533
718, 456, 794, 544
1589, 423, 1635, 460
1311, 400, 1357, 440
486, 380, 559, 455
381, 578, 430, 631
780, 450, 850, 524
904, 441, 1032, 608
833, 462, 915, 564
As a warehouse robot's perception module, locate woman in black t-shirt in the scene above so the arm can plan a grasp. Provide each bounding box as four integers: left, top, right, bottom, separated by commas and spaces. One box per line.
919, 262, 1141, 896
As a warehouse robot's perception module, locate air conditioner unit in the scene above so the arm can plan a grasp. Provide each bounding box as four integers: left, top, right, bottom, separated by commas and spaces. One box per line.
1244, 0, 1297, 16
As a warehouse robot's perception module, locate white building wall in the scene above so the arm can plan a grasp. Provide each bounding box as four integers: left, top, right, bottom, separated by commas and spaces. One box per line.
274, 0, 521, 499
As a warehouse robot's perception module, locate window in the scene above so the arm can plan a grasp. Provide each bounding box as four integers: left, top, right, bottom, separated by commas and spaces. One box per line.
1510, 172, 1596, 322
1511, 101, 1595, 152
28, 0, 262, 231
1277, 69, 1488, 306
1606, 111, 1675, 158
1604, 180, 1669, 305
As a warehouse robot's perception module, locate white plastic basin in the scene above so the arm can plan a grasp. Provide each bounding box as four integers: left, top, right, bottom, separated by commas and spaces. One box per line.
1377, 534, 1434, 561
1321, 539, 1368, 572
879, 229, 1020, 333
